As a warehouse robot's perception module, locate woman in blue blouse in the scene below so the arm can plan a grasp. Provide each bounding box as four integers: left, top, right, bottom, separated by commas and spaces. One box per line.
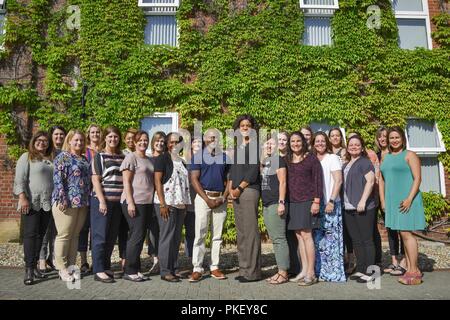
52, 130, 91, 282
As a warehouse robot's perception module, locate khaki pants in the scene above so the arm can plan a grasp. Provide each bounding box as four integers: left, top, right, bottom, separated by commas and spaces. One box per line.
52, 204, 88, 270
192, 194, 227, 273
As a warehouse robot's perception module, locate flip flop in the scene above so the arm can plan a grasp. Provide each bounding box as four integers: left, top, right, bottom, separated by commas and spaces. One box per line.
390, 265, 407, 276
383, 264, 398, 274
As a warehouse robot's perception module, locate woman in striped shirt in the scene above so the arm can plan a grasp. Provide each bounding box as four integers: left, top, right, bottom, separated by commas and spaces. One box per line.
90, 126, 125, 283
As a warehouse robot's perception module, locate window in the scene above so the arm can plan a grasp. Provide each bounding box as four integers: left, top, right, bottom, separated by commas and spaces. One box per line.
392, 0, 432, 50
0, 0, 6, 39
310, 121, 345, 137
139, 0, 179, 47
300, 0, 339, 46
405, 119, 446, 195
141, 112, 179, 142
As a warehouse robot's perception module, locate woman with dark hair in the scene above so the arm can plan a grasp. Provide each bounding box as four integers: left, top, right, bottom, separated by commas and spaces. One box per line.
300, 126, 313, 149
375, 126, 406, 275
343, 135, 376, 283
38, 126, 66, 273
312, 132, 345, 282
229, 114, 262, 282
286, 131, 323, 286
14, 131, 54, 285
122, 128, 138, 156
146, 130, 166, 275
380, 127, 425, 285
154, 132, 191, 282
120, 130, 154, 282
328, 128, 346, 164
52, 130, 91, 282
90, 126, 125, 283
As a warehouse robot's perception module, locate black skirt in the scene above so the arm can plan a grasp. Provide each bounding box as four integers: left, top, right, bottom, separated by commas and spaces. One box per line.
287, 201, 319, 230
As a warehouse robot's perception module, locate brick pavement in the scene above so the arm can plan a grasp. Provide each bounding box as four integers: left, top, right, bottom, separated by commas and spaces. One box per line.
0, 267, 449, 300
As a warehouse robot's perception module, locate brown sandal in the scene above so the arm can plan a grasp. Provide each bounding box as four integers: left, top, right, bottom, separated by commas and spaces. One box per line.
268, 273, 289, 285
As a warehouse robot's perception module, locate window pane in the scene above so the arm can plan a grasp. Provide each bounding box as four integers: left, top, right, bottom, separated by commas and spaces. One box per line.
142, 0, 177, 4
304, 0, 335, 5
0, 13, 5, 35
141, 116, 174, 141
144, 15, 177, 46
303, 16, 332, 46
420, 157, 441, 193
310, 122, 333, 134
397, 18, 428, 49
406, 120, 440, 148
393, 0, 423, 12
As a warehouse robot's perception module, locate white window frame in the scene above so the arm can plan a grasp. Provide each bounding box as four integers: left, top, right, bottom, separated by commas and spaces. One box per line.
405, 119, 446, 154
141, 112, 179, 133
299, 0, 339, 10
392, 0, 433, 50
0, 1, 6, 51
138, 0, 180, 10
140, 1, 180, 47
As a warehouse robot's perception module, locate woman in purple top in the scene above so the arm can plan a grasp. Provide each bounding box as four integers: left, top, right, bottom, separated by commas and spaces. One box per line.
286, 131, 323, 286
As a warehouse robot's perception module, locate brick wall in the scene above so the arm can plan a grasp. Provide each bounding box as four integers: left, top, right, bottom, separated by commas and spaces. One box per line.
428, 0, 446, 49
445, 169, 450, 199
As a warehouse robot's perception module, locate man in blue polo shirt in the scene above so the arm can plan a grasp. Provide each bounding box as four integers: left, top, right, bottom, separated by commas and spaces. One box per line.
188, 129, 230, 282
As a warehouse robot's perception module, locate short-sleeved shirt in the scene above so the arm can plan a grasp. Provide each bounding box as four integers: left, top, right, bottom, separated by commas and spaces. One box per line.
119, 152, 154, 205
319, 153, 342, 203
189, 149, 229, 192
92, 152, 125, 202
261, 156, 286, 207
342, 156, 377, 210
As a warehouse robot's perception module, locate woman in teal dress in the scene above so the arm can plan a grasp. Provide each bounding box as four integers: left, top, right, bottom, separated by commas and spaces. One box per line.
379, 127, 425, 285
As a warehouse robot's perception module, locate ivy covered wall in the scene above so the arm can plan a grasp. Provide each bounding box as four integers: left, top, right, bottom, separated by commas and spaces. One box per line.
0, 0, 449, 167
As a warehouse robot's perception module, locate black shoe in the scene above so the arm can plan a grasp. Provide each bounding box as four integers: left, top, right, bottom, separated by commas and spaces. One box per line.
234, 276, 244, 281
45, 259, 56, 271
24, 268, 34, 285
238, 277, 261, 283
94, 274, 115, 283
33, 268, 47, 279
161, 274, 180, 283
80, 263, 90, 274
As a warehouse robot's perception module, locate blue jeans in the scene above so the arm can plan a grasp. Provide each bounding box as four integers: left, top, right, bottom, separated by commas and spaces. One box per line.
90, 197, 122, 274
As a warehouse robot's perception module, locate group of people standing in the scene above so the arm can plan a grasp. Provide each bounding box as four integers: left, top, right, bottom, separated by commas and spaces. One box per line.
13, 114, 426, 287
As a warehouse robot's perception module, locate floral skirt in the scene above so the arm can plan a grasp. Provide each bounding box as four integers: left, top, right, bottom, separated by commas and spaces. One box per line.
313, 200, 346, 282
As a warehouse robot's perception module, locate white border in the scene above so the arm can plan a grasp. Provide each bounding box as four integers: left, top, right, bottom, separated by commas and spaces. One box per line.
405, 120, 446, 154
439, 160, 446, 197
299, 0, 339, 10
393, 0, 432, 50
141, 112, 179, 133
143, 11, 179, 47
138, 0, 179, 9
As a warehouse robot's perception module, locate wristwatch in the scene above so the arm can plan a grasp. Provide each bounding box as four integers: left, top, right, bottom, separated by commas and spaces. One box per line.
237, 186, 244, 193
279, 200, 285, 205
329, 199, 335, 204
160, 204, 167, 208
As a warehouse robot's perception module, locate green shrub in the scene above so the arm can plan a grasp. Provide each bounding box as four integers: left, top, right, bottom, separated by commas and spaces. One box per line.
422, 191, 450, 225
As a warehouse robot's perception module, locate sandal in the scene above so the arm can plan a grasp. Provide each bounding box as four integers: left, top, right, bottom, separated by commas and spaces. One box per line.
398, 272, 423, 285
390, 265, 407, 276
298, 276, 318, 286
268, 273, 289, 285
383, 264, 398, 274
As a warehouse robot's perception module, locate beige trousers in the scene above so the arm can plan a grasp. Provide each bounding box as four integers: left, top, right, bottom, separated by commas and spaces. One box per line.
52, 204, 88, 270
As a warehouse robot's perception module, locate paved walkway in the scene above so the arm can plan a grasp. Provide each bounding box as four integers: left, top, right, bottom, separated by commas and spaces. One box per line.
0, 267, 449, 300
